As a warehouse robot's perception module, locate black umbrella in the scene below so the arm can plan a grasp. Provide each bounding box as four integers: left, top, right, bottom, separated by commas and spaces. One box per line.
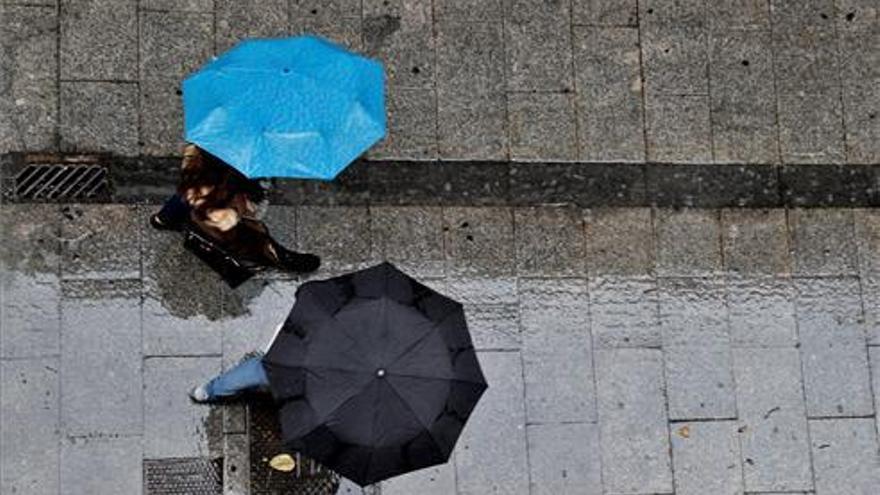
263, 262, 488, 485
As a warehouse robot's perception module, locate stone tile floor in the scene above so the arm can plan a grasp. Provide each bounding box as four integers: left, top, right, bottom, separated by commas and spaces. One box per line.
1, 0, 878, 164
2, 202, 880, 494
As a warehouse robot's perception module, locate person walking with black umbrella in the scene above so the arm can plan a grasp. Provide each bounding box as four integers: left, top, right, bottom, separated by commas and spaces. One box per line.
189, 263, 488, 486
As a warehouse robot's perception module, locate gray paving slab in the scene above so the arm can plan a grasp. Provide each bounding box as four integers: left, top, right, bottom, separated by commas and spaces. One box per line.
223, 432, 249, 494
665, 345, 737, 420
645, 94, 713, 163
445, 275, 517, 305
520, 278, 595, 423
1, 270, 61, 359
872, 348, 880, 436
140, 0, 214, 11
595, 348, 673, 494
363, 3, 434, 90
1, 205, 61, 358
572, 0, 638, 26
796, 277, 873, 417
368, 88, 438, 159
437, 91, 508, 160
777, 91, 845, 164
656, 209, 721, 277
60, 204, 141, 280
659, 276, 729, 346
842, 79, 880, 165
291, 0, 361, 20
0, 358, 60, 495
216, 0, 290, 52
526, 422, 602, 495
141, 227, 225, 356
769, 0, 836, 32
727, 276, 797, 348
435, 21, 505, 95
143, 356, 221, 458
809, 418, 880, 495
291, 14, 363, 52
433, 0, 502, 22
794, 277, 865, 346
589, 276, 662, 349
60, 435, 143, 495
670, 420, 743, 495
504, 1, 573, 92
789, 209, 858, 276
59, 82, 139, 156
708, 0, 771, 30
709, 30, 778, 164
139, 10, 213, 81
370, 206, 444, 278
59, 0, 137, 80
642, 27, 709, 95
443, 207, 514, 277
435, 22, 507, 159
772, 28, 840, 95
463, 302, 520, 351
513, 207, 584, 277
839, 29, 880, 164
0, 5, 57, 153
638, 0, 708, 30
296, 206, 375, 273
220, 278, 299, 370
1, 0, 56, 5
455, 351, 529, 495
0, 77, 56, 154
60, 279, 142, 436
507, 92, 577, 160
139, 78, 185, 156
572, 26, 645, 162
585, 208, 655, 277
721, 209, 790, 275
855, 209, 880, 344
862, 277, 880, 346
733, 348, 813, 492
380, 462, 456, 495
835, 0, 879, 31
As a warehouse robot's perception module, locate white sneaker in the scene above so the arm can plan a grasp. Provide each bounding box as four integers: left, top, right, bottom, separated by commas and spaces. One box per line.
189, 384, 211, 403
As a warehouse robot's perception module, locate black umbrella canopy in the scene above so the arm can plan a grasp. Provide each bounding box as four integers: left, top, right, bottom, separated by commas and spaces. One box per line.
263, 262, 488, 485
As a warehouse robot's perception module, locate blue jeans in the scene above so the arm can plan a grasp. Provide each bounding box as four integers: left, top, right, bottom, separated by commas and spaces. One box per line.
207, 356, 270, 399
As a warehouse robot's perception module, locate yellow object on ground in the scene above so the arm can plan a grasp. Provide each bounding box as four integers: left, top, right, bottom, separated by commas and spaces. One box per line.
269, 453, 296, 472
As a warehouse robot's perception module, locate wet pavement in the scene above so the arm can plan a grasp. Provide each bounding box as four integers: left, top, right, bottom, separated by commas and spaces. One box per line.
2, 202, 880, 494
2, 1, 879, 164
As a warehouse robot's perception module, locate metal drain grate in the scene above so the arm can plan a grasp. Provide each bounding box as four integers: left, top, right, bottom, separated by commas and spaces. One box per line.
144, 457, 223, 495
249, 400, 341, 495
13, 163, 108, 200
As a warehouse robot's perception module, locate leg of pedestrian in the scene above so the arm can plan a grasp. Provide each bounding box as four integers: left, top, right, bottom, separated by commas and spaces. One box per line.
190, 355, 269, 403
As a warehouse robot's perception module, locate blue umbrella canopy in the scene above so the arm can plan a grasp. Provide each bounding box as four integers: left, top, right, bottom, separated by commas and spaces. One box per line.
183, 36, 386, 180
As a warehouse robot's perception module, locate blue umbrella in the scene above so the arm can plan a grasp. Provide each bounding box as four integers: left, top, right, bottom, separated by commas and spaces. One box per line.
183, 36, 386, 180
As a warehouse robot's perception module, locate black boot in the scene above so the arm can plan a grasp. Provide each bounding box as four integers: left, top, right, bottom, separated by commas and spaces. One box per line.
275, 244, 321, 273
150, 194, 190, 231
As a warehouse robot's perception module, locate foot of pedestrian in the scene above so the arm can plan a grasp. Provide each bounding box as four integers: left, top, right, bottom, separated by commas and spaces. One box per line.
189, 383, 211, 403
276, 247, 321, 274
150, 213, 183, 231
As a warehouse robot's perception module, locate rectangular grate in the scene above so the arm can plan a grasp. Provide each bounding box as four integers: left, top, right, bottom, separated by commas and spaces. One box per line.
13, 163, 108, 200
248, 400, 341, 495
144, 457, 223, 495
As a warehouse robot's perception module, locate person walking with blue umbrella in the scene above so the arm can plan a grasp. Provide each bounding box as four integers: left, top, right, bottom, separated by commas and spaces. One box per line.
150, 35, 386, 282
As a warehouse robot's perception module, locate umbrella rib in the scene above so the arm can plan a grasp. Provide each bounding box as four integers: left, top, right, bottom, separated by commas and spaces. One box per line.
382, 377, 451, 459
266, 361, 372, 377
386, 372, 488, 386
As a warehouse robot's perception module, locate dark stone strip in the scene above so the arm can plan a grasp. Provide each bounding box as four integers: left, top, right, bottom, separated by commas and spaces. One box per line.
2, 153, 878, 207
